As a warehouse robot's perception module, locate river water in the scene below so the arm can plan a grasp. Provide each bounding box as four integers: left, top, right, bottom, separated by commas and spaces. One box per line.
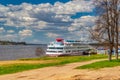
0, 45, 47, 60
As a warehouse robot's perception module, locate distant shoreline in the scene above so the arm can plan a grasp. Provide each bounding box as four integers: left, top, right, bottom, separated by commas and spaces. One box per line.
0, 40, 47, 45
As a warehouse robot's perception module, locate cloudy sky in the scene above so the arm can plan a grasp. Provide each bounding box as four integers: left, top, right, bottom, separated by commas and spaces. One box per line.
0, 0, 96, 44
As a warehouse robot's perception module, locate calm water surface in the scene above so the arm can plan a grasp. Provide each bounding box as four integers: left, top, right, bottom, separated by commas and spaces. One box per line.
0, 45, 47, 60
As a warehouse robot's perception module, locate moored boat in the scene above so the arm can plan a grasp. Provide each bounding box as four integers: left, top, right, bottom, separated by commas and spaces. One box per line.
46, 38, 92, 56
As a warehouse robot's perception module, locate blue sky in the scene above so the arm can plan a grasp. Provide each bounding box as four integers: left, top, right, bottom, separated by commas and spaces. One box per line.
0, 0, 70, 5
0, 0, 96, 44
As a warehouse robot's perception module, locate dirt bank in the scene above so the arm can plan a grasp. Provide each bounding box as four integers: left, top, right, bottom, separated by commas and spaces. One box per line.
0, 59, 120, 80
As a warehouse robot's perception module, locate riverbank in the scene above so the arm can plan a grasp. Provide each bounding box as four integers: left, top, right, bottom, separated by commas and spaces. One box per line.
1, 58, 120, 80
0, 55, 107, 75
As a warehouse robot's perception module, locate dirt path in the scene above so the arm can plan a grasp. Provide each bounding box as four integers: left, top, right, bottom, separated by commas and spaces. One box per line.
0, 59, 120, 80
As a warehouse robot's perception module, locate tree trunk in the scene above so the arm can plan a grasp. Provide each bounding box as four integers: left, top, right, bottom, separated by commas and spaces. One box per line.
114, 0, 119, 60
108, 52, 112, 61
108, 44, 113, 61
115, 24, 119, 60
115, 47, 118, 60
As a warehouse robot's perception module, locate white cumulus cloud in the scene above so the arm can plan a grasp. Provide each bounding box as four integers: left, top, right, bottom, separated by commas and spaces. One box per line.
0, 0, 94, 30
45, 32, 61, 38
19, 29, 32, 37
0, 27, 5, 33
54, 0, 94, 15
0, 0, 96, 43
7, 30, 15, 33
0, 34, 18, 41
68, 15, 96, 32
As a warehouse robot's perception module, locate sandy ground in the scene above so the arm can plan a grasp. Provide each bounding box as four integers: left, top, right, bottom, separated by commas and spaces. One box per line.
0, 59, 120, 80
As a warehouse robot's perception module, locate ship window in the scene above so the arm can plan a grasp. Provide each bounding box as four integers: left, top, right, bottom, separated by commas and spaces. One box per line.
58, 51, 63, 52
47, 51, 57, 52
47, 51, 63, 53
49, 47, 63, 49
66, 51, 70, 53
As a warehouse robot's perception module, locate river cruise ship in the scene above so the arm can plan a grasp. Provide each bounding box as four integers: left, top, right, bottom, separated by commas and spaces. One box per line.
46, 38, 92, 56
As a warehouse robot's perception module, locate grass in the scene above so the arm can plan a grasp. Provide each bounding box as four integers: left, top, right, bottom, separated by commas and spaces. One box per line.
77, 59, 120, 69
20, 55, 107, 62
0, 55, 107, 75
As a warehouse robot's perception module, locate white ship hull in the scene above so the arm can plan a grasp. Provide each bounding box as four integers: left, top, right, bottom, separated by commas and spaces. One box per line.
46, 52, 69, 56
46, 52, 83, 56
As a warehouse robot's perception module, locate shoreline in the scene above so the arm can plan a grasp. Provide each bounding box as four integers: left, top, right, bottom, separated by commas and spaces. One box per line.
0, 58, 120, 80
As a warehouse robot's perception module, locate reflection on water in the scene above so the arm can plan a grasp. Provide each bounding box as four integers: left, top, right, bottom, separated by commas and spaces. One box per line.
0, 45, 47, 60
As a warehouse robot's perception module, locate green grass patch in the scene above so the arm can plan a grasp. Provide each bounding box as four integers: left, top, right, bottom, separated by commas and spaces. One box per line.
77, 59, 120, 69
0, 55, 107, 75
0, 63, 59, 75
20, 55, 107, 61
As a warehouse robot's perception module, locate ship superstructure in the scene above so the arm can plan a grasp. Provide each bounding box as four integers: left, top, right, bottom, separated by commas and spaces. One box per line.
46, 38, 92, 56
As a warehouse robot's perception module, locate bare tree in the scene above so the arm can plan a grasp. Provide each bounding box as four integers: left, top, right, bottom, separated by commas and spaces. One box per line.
91, 0, 120, 61
113, 0, 120, 60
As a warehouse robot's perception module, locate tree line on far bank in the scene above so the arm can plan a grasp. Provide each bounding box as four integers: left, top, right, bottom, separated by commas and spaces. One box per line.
0, 40, 26, 45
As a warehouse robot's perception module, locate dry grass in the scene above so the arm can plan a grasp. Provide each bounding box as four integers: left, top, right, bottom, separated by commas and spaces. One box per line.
0, 60, 56, 66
